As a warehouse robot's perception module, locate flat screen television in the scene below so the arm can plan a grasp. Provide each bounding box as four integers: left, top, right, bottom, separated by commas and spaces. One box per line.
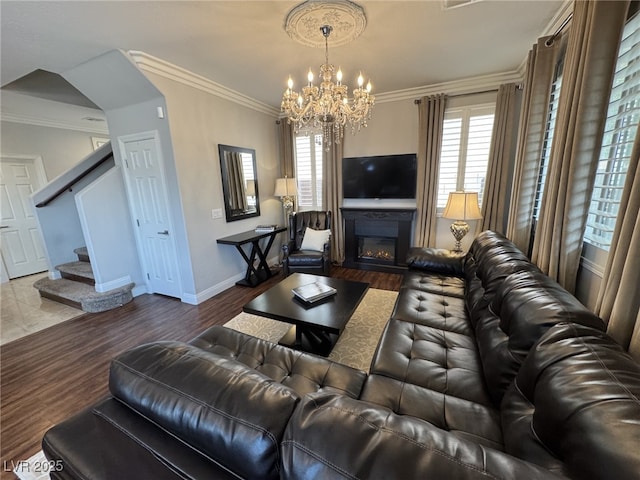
342, 154, 417, 199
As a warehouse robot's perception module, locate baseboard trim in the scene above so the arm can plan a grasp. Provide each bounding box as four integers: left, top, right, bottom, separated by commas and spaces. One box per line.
184, 255, 280, 305
95, 275, 132, 293
182, 272, 245, 305
132, 284, 149, 297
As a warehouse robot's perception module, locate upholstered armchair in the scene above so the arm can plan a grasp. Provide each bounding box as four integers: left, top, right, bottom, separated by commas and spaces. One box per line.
282, 211, 332, 277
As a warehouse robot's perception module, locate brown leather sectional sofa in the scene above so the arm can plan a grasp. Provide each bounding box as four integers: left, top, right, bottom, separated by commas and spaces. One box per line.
42, 231, 640, 479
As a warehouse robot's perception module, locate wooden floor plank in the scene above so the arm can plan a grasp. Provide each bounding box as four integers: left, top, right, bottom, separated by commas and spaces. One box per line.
0, 267, 402, 476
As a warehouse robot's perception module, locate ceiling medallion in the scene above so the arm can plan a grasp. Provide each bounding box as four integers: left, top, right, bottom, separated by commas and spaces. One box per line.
284, 0, 367, 48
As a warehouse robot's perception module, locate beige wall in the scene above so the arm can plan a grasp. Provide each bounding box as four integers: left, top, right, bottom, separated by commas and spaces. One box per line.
341, 92, 496, 251
143, 73, 282, 298
0, 121, 98, 180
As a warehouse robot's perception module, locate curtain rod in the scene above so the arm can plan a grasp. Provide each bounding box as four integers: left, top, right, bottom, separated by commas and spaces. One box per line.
545, 13, 573, 47
414, 88, 499, 104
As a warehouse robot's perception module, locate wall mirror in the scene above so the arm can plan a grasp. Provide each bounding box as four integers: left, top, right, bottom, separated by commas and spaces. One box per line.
218, 144, 260, 222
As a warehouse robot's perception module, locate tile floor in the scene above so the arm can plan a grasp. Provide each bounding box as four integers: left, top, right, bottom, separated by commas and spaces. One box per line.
1, 272, 84, 345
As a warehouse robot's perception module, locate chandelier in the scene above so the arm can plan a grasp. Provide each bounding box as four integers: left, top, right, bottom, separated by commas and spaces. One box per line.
281, 25, 375, 146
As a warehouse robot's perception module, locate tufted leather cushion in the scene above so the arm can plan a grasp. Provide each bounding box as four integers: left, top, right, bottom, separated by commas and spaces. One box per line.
391, 286, 471, 333
475, 270, 605, 406
281, 393, 564, 480
501, 323, 640, 480
190, 325, 366, 398
109, 341, 299, 480
361, 318, 502, 450
401, 270, 466, 299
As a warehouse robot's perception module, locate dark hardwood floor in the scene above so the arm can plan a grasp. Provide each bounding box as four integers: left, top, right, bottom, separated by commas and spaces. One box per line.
0, 267, 401, 477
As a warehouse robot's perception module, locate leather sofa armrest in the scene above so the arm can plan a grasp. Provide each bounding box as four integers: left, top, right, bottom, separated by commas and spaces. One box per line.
281, 393, 564, 480
406, 247, 465, 276
109, 341, 300, 480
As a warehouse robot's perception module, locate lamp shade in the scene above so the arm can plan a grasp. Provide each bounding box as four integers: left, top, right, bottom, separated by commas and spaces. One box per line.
245, 179, 256, 196
274, 177, 298, 197
442, 191, 482, 220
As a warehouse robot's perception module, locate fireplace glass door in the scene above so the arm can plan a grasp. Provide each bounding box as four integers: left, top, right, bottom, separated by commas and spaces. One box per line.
357, 236, 396, 265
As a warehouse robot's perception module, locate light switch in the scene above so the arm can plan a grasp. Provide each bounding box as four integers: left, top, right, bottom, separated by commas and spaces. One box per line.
212, 208, 223, 219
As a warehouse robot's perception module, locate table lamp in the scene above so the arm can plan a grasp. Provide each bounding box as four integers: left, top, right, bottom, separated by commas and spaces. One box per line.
442, 191, 482, 252
274, 176, 298, 217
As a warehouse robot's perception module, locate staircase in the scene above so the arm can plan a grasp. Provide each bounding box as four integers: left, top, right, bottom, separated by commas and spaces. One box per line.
34, 247, 134, 313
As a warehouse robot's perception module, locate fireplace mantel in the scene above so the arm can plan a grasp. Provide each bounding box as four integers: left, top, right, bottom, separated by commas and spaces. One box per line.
341, 207, 415, 273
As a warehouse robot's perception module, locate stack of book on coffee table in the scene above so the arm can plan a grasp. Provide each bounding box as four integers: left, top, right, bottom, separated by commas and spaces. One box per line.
292, 281, 337, 304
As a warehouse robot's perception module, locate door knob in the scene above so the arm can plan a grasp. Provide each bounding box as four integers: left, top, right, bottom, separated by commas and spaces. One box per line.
157, 230, 169, 235
0, 226, 9, 229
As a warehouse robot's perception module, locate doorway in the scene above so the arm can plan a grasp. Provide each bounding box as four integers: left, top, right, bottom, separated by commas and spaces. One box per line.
118, 131, 182, 299
0, 155, 48, 278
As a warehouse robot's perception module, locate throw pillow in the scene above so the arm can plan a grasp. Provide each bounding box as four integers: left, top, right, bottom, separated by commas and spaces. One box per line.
300, 228, 331, 252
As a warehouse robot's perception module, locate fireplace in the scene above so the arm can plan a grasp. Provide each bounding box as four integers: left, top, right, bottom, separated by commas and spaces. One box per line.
358, 236, 396, 265
341, 208, 415, 273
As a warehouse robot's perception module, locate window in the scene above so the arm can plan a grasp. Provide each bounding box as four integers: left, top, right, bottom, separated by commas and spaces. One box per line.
436, 104, 495, 209
240, 152, 256, 208
294, 133, 323, 210
584, 11, 640, 251
533, 58, 564, 221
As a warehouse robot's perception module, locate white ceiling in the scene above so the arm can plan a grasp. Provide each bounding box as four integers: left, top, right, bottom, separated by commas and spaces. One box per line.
1, 0, 568, 124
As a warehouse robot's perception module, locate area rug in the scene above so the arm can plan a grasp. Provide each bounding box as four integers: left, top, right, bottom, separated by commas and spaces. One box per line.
224, 287, 398, 372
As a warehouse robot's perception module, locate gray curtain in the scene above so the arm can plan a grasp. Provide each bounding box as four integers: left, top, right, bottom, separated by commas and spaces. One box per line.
323, 132, 345, 264
480, 83, 518, 234
277, 120, 295, 178
226, 152, 248, 211
595, 125, 640, 360
414, 94, 447, 247
506, 35, 564, 253
531, 0, 629, 294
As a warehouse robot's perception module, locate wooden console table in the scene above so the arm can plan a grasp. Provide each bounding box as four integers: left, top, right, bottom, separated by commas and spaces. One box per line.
217, 227, 286, 287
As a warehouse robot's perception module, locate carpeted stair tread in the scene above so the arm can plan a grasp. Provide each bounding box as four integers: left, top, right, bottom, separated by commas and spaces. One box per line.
73, 247, 90, 262
56, 261, 94, 282
33, 278, 134, 313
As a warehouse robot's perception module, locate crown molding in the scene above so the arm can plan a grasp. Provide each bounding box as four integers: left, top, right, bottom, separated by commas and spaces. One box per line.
375, 69, 524, 104
1, 112, 109, 134
514, 1, 573, 76
129, 50, 531, 114
542, 0, 573, 38
128, 51, 280, 118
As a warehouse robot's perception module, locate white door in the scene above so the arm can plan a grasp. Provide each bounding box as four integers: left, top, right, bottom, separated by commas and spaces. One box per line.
0, 157, 48, 278
120, 133, 181, 298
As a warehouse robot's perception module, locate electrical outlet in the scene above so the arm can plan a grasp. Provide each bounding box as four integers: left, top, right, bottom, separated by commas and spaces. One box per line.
212, 208, 223, 219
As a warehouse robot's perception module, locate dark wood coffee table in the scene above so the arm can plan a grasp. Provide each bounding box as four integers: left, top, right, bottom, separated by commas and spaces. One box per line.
242, 273, 369, 357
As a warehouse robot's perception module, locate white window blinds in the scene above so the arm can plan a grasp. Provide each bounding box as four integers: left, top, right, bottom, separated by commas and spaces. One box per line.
437, 104, 495, 209
294, 133, 323, 210
584, 11, 640, 250
533, 64, 564, 221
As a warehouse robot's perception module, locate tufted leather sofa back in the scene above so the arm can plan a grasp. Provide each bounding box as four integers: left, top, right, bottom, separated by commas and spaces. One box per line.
463, 231, 605, 406
190, 325, 366, 398
501, 322, 640, 479
465, 231, 541, 314
474, 269, 605, 405
110, 341, 300, 480
289, 210, 331, 250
